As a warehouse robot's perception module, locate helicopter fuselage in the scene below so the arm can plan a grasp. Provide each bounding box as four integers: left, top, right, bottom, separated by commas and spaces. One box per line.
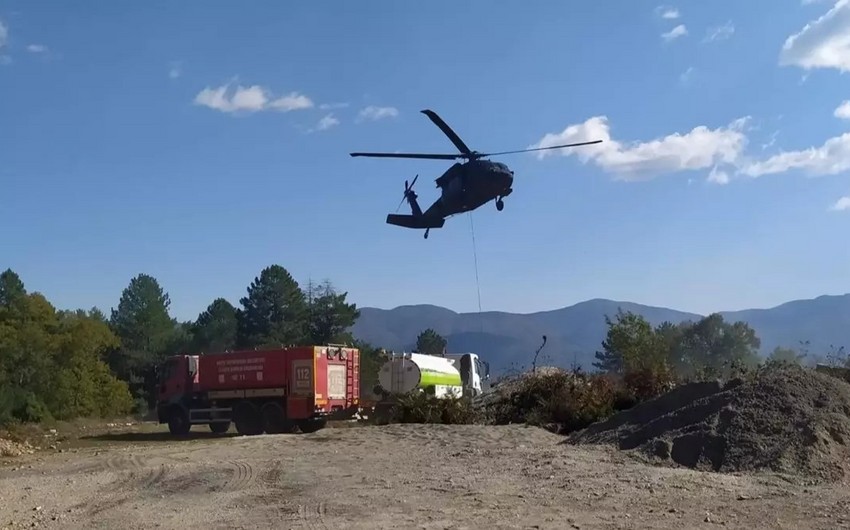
424, 159, 514, 218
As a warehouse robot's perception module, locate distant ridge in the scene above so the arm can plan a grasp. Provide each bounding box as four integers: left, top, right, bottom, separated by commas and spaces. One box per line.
350, 294, 850, 373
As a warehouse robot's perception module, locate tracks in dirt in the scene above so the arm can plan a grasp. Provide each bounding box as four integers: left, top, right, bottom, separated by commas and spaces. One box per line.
296, 502, 330, 530
61, 445, 336, 528
67, 449, 279, 521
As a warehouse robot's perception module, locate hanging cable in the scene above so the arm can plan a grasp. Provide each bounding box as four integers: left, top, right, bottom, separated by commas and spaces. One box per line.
468, 212, 483, 333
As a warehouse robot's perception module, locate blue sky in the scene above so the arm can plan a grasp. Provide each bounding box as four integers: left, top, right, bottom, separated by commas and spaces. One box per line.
2, 1, 850, 321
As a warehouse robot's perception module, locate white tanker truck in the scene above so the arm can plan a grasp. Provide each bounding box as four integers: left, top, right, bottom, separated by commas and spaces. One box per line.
375, 351, 491, 399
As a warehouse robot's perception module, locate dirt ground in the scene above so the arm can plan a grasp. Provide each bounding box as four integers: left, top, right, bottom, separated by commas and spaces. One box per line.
2, 422, 850, 530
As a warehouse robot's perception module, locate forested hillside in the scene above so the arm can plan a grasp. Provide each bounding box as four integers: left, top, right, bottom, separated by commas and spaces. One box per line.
352, 296, 850, 371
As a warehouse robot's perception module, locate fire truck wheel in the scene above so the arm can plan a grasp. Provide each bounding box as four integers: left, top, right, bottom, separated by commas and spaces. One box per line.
167, 405, 191, 436
233, 401, 263, 436
261, 402, 294, 434
209, 421, 230, 434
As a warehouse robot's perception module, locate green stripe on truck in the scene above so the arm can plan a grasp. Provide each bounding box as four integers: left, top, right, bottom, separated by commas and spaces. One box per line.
419, 369, 462, 387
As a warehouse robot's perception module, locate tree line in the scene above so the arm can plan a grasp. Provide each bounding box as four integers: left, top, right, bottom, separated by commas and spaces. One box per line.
5, 261, 844, 428
592, 308, 848, 386
0, 265, 383, 425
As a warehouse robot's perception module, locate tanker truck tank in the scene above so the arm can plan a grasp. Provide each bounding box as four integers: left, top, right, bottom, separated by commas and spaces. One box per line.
377, 352, 463, 398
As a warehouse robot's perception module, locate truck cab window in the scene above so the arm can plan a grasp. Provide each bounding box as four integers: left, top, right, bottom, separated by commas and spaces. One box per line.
460, 354, 471, 387
159, 360, 176, 383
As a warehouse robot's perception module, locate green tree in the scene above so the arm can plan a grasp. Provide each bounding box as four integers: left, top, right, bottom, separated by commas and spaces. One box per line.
237, 265, 309, 348
416, 328, 447, 356
107, 274, 176, 410
0, 269, 26, 308
767, 346, 807, 365
0, 272, 133, 425
677, 313, 761, 378
351, 339, 385, 397
654, 320, 688, 372
305, 280, 360, 345
0, 292, 58, 422
48, 311, 133, 419
593, 309, 665, 373
163, 320, 195, 354
192, 298, 238, 352
86, 306, 108, 324
109, 274, 175, 353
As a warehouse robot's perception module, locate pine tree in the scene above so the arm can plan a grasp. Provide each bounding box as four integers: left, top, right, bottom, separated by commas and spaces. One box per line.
237, 265, 309, 348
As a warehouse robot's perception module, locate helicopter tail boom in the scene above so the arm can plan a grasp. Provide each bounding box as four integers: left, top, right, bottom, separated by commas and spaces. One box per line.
386, 214, 445, 230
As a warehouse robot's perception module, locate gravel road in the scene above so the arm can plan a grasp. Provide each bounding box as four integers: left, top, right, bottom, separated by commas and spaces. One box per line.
1, 423, 848, 529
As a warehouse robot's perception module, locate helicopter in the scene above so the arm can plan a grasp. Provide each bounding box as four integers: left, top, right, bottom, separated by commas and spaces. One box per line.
350, 109, 603, 239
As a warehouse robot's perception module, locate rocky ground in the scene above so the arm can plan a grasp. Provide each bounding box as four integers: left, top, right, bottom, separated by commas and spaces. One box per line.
2, 421, 850, 529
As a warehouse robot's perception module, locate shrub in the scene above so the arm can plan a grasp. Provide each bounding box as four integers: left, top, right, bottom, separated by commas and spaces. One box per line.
0, 388, 53, 426
536, 374, 618, 433
484, 370, 619, 434
386, 391, 478, 424
623, 364, 678, 403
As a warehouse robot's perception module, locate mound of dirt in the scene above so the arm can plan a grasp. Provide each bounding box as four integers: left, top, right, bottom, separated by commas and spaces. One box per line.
567, 365, 850, 482
0, 437, 34, 457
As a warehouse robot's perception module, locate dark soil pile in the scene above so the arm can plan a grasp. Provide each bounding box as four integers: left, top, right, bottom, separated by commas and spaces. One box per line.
566, 365, 850, 481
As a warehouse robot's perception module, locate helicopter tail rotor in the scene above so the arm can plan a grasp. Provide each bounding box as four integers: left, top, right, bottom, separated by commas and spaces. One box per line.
395, 174, 423, 217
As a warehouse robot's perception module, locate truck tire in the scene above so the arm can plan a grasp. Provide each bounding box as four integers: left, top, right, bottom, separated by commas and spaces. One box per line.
168, 405, 191, 436
261, 402, 294, 434
209, 421, 230, 434
233, 401, 263, 436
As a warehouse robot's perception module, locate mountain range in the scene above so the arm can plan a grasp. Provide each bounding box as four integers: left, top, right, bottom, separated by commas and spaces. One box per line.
349, 294, 850, 373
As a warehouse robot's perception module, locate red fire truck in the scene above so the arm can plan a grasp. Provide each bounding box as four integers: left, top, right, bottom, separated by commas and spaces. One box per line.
156, 345, 360, 436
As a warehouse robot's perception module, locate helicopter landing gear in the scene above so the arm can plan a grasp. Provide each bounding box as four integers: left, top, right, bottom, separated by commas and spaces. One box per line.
424, 228, 430, 239
496, 198, 504, 211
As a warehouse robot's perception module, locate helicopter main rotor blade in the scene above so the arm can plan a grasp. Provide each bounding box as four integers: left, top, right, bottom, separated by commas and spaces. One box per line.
349, 152, 460, 160
420, 109, 473, 156
481, 140, 603, 157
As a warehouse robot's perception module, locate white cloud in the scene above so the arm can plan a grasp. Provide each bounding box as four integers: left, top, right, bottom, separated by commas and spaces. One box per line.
194, 84, 267, 113
679, 66, 695, 85
740, 132, 850, 177
656, 6, 680, 19
169, 61, 181, 79
269, 92, 313, 112
357, 105, 399, 122
830, 196, 850, 210
193, 82, 313, 114
315, 113, 339, 131
530, 115, 751, 181
319, 102, 349, 110
835, 100, 850, 119
662, 24, 688, 42
780, 0, 850, 72
0, 19, 7, 50
704, 21, 735, 42
707, 166, 731, 185
26, 44, 47, 53
762, 130, 781, 150
306, 113, 341, 133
